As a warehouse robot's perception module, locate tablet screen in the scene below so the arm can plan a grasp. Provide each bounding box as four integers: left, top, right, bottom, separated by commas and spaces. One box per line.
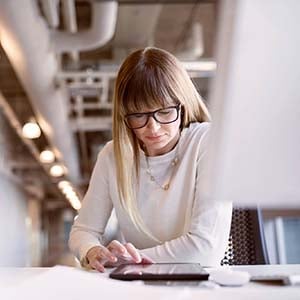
109, 263, 209, 281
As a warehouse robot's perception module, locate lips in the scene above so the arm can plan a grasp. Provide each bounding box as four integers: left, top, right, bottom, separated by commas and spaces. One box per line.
146, 135, 163, 141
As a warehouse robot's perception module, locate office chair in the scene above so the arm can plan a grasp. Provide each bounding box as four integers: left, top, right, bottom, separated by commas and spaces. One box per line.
221, 207, 270, 265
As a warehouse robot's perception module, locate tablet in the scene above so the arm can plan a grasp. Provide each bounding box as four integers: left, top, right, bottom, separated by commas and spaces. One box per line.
109, 263, 209, 281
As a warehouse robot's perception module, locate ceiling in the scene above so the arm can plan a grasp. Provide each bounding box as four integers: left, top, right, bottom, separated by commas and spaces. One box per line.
0, 0, 218, 211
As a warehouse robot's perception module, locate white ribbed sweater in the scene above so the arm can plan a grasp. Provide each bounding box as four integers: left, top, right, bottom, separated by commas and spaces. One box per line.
69, 122, 232, 266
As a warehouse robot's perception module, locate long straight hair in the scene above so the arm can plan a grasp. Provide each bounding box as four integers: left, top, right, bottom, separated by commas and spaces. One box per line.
113, 47, 211, 241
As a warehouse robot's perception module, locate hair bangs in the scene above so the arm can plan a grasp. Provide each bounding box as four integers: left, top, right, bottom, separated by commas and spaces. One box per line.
121, 65, 179, 115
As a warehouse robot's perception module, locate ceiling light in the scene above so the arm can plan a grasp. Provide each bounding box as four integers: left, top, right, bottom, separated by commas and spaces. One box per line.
69, 197, 81, 210
66, 193, 81, 210
58, 180, 70, 190
40, 150, 55, 163
62, 186, 73, 195
50, 164, 65, 177
22, 121, 41, 139
57, 180, 81, 210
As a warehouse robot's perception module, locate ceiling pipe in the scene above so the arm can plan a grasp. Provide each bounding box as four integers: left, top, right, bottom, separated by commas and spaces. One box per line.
0, 0, 80, 182
40, 0, 60, 29
59, 0, 89, 176
61, 0, 79, 61
52, 1, 118, 53
61, 0, 78, 33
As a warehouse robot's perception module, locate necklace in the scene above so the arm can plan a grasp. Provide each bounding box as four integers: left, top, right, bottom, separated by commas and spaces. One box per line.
145, 148, 179, 191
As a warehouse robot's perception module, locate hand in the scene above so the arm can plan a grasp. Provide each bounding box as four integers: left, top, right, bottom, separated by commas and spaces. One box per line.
85, 240, 153, 272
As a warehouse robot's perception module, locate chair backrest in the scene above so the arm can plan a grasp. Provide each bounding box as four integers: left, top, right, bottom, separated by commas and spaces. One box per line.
221, 207, 270, 265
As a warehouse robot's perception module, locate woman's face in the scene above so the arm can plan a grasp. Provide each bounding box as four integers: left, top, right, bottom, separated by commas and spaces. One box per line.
131, 105, 181, 156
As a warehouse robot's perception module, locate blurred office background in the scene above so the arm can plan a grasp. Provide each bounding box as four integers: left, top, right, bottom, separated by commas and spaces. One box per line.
0, 0, 299, 267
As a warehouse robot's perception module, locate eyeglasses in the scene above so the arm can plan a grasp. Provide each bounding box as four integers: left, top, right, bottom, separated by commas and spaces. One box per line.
125, 104, 181, 129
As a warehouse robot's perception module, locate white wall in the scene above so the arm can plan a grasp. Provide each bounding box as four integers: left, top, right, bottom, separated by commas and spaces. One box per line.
0, 111, 32, 266
0, 174, 30, 266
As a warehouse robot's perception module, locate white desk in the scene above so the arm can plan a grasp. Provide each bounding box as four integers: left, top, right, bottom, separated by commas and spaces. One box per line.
0, 265, 299, 300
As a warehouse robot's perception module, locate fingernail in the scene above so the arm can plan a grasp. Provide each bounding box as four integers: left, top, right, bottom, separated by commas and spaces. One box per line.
97, 266, 105, 273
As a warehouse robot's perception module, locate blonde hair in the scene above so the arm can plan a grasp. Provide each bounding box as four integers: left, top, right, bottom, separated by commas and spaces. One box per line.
112, 47, 210, 241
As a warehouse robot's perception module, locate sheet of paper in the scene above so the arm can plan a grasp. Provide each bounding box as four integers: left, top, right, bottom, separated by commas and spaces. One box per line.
1, 266, 300, 300
1, 266, 193, 300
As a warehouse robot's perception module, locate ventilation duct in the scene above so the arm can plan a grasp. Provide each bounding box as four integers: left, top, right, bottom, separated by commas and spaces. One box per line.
52, 1, 118, 53
0, 0, 118, 182
0, 0, 80, 181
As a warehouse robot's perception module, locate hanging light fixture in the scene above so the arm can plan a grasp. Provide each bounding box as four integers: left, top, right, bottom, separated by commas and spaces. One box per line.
50, 164, 65, 177
57, 180, 82, 210
22, 120, 41, 139
58, 180, 70, 190
39, 149, 55, 163
60, 184, 73, 194
68, 195, 81, 210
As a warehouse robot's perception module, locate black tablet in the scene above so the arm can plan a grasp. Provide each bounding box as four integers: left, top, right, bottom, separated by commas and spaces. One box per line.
109, 263, 209, 281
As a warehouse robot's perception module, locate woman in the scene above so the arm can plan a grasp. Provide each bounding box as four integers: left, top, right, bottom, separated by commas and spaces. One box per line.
69, 47, 232, 272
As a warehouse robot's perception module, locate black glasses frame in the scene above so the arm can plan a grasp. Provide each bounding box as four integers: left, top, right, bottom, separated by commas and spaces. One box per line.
124, 104, 181, 129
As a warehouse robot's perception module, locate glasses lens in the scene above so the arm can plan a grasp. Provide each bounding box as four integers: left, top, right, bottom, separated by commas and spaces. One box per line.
125, 105, 179, 129
154, 107, 178, 124
125, 113, 148, 129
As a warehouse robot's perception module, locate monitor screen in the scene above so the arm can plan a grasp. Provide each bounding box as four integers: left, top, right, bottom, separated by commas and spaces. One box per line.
199, 0, 300, 208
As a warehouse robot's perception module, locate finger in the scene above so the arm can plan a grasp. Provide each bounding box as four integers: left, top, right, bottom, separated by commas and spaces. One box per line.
140, 254, 155, 264
90, 260, 105, 273
124, 243, 141, 263
107, 240, 127, 256
86, 246, 102, 260
97, 246, 118, 263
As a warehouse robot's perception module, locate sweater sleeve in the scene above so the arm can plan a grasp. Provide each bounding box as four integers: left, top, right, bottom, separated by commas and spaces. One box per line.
68, 144, 114, 265
140, 132, 233, 267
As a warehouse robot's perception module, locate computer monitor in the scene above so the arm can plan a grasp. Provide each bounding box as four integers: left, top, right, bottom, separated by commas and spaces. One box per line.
199, 0, 300, 208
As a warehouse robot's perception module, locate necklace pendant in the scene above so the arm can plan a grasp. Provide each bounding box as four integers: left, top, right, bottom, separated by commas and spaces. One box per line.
150, 176, 155, 181
171, 157, 179, 166
163, 183, 170, 190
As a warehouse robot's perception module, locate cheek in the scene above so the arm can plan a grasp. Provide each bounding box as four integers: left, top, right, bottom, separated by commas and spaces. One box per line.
169, 119, 181, 135
133, 129, 145, 142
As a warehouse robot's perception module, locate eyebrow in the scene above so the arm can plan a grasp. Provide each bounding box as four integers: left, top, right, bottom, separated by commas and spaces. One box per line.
125, 97, 177, 114
126, 105, 178, 116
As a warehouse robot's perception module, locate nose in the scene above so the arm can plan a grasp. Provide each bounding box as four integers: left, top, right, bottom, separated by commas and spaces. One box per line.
146, 115, 161, 131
